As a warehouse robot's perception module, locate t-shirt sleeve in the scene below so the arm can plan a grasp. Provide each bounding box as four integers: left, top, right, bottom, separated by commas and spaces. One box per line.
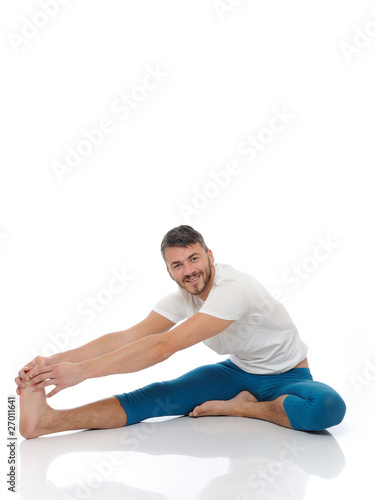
152, 291, 187, 324
199, 279, 251, 321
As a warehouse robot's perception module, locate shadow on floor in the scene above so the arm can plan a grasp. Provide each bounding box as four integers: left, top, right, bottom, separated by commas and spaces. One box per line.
18, 415, 345, 500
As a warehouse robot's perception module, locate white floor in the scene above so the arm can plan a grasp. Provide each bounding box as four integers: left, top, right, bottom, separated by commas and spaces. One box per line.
15, 394, 372, 500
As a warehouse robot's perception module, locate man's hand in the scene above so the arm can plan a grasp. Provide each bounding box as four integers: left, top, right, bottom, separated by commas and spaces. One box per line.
27, 361, 87, 397
15, 356, 51, 395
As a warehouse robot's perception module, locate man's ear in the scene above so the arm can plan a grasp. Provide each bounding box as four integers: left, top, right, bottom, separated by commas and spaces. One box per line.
208, 249, 214, 266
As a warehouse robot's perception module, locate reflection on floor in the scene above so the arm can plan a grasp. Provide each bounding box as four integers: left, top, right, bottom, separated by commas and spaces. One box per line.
18, 416, 346, 500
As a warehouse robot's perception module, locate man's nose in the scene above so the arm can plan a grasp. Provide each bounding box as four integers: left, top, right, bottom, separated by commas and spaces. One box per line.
184, 263, 196, 276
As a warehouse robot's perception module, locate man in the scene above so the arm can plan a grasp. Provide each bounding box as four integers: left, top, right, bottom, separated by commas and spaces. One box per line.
16, 225, 346, 438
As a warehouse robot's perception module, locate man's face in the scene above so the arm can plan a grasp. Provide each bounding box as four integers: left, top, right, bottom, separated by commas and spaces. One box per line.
164, 243, 215, 299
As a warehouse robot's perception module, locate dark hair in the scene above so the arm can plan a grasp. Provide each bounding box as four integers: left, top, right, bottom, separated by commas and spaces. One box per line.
161, 225, 208, 261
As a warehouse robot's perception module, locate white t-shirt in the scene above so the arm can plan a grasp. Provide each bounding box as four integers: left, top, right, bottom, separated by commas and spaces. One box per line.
153, 263, 308, 374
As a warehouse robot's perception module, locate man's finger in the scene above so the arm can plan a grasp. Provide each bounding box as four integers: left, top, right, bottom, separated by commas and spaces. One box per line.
16, 376, 26, 386
46, 387, 60, 398
29, 366, 53, 380
18, 369, 30, 382
15, 377, 26, 389
32, 380, 55, 391
27, 367, 39, 379
21, 362, 34, 373
30, 371, 54, 386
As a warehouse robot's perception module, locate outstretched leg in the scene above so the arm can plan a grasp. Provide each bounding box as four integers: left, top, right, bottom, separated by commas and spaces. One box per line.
20, 358, 244, 437
19, 358, 127, 439
19, 385, 127, 439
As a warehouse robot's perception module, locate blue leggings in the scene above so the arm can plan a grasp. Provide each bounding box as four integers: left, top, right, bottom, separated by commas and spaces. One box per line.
115, 359, 346, 431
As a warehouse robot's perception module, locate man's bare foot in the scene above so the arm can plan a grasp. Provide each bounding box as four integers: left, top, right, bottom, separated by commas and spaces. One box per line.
19, 357, 57, 439
189, 391, 258, 418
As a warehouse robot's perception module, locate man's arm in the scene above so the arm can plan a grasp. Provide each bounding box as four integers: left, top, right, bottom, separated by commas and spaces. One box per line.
15, 311, 175, 391
50, 311, 176, 364
28, 313, 233, 396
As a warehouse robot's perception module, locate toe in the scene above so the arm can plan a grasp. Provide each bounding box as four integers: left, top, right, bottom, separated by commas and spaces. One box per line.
189, 407, 200, 417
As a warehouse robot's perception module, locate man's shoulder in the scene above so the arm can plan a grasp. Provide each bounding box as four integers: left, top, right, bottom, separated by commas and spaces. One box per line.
213, 263, 265, 297
214, 262, 249, 284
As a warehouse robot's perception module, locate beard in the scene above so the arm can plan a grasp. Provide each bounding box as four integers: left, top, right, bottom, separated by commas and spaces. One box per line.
176, 258, 212, 296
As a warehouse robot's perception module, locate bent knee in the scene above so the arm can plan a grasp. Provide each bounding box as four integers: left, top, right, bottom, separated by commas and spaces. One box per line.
284, 388, 346, 431
317, 390, 346, 429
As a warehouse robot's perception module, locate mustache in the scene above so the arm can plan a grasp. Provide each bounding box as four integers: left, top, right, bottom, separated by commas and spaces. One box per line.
184, 273, 201, 281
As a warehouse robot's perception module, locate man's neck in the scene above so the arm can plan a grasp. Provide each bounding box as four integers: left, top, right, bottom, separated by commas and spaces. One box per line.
197, 264, 216, 301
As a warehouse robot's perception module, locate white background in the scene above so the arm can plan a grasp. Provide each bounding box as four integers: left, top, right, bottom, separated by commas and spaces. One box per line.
1, 1, 374, 499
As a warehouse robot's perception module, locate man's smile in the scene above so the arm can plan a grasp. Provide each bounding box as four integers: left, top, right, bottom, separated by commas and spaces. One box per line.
185, 274, 201, 283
